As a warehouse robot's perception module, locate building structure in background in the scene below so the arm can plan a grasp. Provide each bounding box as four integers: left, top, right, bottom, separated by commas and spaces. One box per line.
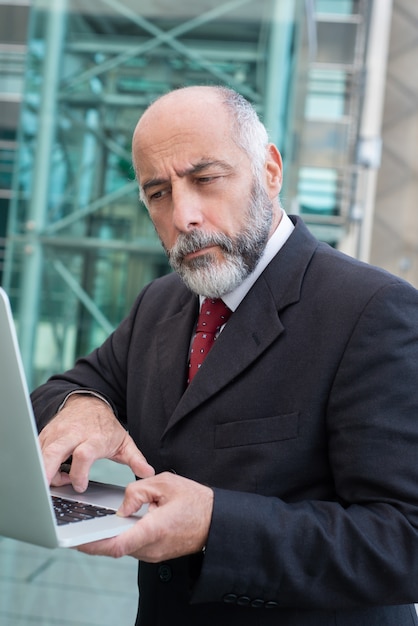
1, 0, 392, 388
0, 1, 29, 283
370, 0, 418, 286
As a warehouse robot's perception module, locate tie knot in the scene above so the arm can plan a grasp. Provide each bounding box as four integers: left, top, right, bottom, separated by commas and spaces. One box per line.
196, 298, 232, 334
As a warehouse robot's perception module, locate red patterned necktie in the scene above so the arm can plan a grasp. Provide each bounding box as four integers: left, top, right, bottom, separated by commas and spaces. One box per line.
188, 298, 232, 383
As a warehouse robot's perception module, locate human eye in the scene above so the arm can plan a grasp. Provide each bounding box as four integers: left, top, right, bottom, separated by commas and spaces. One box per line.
148, 187, 170, 202
196, 174, 220, 185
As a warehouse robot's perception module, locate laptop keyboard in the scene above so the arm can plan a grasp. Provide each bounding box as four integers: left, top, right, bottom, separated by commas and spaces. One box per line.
52, 495, 117, 526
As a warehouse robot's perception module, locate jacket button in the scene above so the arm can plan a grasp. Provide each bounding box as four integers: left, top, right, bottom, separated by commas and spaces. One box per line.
157, 564, 172, 583
251, 598, 265, 608
237, 596, 251, 606
265, 601, 279, 609
223, 593, 238, 604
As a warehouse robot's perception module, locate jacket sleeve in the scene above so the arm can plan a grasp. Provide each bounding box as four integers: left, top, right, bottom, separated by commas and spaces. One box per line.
192, 280, 418, 610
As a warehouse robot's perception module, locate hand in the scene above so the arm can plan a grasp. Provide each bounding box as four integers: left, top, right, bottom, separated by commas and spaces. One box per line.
77, 472, 214, 562
38, 394, 155, 491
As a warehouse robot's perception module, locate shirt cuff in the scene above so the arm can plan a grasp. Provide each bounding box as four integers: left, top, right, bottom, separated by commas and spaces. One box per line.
58, 389, 113, 412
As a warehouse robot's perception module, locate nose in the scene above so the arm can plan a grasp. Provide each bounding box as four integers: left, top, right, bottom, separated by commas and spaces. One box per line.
171, 184, 204, 232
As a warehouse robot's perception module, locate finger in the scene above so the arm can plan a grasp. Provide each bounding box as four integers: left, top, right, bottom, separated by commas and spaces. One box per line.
50, 470, 72, 488
76, 536, 120, 557
68, 442, 98, 492
113, 516, 158, 559
41, 440, 77, 486
117, 479, 158, 517
117, 437, 155, 479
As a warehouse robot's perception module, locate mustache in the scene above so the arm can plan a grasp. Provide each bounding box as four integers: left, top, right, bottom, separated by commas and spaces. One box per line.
168, 230, 234, 262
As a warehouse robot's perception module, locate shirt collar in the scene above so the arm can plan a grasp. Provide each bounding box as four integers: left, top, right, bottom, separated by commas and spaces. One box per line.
199, 210, 294, 312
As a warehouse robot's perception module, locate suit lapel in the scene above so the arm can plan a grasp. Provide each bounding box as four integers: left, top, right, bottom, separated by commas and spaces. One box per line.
162, 217, 319, 434
155, 292, 198, 420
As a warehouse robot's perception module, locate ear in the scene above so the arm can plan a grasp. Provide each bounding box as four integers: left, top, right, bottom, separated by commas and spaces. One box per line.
265, 144, 283, 198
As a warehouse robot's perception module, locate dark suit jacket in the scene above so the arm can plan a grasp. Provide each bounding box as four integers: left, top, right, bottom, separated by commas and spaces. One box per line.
32, 217, 418, 625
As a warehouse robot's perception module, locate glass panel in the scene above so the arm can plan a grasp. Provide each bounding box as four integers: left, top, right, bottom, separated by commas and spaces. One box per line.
316, 20, 358, 66
305, 69, 348, 119
298, 167, 338, 214
316, 0, 356, 14
299, 120, 351, 168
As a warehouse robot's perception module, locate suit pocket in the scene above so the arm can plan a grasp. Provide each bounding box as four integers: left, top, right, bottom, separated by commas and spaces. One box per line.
214, 412, 299, 449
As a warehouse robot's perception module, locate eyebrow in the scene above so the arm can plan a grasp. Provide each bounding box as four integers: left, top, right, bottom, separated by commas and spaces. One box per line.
142, 160, 234, 194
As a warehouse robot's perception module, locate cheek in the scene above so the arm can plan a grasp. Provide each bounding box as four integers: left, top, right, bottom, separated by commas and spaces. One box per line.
149, 212, 172, 243
212, 207, 247, 238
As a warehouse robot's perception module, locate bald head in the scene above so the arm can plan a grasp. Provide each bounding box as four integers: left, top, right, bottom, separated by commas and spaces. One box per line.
132, 85, 269, 183
140, 85, 226, 123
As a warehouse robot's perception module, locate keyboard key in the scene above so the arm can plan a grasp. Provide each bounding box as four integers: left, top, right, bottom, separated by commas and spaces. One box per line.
52, 496, 116, 525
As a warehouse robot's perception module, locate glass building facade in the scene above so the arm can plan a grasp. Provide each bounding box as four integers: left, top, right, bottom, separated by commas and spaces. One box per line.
3, 0, 371, 390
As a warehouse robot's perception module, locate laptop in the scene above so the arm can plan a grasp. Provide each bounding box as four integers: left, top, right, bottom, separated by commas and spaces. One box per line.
0, 287, 148, 548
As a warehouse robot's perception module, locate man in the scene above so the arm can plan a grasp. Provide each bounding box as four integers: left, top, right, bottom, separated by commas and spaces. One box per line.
32, 85, 418, 625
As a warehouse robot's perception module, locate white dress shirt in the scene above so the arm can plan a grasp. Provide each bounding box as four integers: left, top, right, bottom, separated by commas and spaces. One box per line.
199, 209, 295, 313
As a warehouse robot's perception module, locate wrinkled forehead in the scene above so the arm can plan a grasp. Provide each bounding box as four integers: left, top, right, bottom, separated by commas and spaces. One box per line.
132, 96, 241, 176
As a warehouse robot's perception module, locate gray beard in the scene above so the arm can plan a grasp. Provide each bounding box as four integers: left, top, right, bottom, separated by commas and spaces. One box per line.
164, 180, 274, 298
